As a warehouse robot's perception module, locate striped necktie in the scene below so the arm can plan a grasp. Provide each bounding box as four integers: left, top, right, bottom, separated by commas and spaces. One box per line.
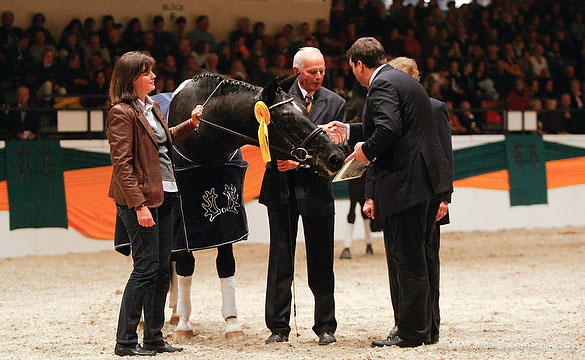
304, 93, 312, 113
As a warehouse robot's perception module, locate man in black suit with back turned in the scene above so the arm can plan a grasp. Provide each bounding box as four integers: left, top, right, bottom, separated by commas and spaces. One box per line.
259, 46, 346, 346
344, 38, 451, 347
384, 56, 454, 346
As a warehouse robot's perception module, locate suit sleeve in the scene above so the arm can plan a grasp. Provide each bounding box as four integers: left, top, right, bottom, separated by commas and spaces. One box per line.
364, 165, 376, 199
361, 80, 402, 161
348, 123, 363, 145
434, 101, 454, 203
106, 106, 146, 208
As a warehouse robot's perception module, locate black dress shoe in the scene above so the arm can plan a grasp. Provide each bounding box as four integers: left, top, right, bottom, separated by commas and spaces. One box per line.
371, 334, 423, 348
265, 333, 289, 344
114, 343, 156, 356
143, 341, 183, 353
318, 332, 337, 345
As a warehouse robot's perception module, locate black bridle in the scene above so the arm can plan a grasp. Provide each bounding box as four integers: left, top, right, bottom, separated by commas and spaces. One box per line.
194, 79, 324, 162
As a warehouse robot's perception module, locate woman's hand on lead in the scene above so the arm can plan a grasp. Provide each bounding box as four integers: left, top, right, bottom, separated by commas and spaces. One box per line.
190, 105, 204, 128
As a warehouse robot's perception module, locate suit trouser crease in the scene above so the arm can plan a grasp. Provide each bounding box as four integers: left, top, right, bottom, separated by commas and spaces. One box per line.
116, 192, 176, 345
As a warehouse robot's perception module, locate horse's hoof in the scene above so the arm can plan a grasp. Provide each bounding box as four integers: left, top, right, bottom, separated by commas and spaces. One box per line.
225, 330, 245, 341
173, 329, 194, 340
340, 248, 351, 259
169, 314, 180, 326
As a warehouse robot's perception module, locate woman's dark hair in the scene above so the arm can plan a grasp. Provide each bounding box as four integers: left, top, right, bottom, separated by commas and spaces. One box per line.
346, 37, 386, 68
109, 51, 155, 105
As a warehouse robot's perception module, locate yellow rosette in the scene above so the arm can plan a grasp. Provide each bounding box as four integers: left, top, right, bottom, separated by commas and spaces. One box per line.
254, 101, 271, 162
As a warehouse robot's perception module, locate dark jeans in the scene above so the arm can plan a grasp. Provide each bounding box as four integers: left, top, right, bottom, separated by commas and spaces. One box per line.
115, 192, 178, 345
265, 206, 336, 337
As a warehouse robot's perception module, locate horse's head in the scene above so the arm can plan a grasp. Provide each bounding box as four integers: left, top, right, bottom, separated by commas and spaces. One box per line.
259, 78, 344, 177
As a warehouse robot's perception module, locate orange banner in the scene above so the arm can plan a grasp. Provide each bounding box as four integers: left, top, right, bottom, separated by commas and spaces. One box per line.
0, 146, 266, 239
453, 156, 585, 190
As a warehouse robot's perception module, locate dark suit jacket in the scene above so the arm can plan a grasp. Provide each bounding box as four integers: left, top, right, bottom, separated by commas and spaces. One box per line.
350, 64, 450, 219
431, 98, 453, 225
259, 80, 346, 216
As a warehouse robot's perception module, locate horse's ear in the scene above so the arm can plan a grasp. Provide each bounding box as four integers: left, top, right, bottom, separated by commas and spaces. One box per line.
259, 77, 279, 105
278, 73, 299, 93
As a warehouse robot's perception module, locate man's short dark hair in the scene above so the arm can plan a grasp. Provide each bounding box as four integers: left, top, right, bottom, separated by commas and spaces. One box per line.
196, 15, 207, 25
346, 37, 386, 69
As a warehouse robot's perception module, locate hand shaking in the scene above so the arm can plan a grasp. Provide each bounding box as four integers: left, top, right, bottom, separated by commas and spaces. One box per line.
318, 120, 347, 144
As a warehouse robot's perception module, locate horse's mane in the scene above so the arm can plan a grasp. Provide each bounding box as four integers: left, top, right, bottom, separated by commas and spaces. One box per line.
190, 73, 261, 95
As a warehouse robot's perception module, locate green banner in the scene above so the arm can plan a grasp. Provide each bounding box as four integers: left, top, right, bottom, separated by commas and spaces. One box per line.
5, 141, 68, 230
61, 148, 111, 171
504, 135, 547, 206
453, 141, 507, 180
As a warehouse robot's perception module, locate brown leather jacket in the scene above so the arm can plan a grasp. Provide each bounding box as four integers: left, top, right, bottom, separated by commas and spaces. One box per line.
106, 99, 194, 208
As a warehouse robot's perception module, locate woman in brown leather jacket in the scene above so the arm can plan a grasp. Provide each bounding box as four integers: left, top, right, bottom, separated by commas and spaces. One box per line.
106, 51, 202, 356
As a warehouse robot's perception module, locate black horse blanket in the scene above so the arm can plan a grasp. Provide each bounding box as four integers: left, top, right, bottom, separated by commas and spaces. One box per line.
172, 148, 249, 251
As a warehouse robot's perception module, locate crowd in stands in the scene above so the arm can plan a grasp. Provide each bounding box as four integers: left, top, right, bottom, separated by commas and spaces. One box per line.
1, 0, 585, 139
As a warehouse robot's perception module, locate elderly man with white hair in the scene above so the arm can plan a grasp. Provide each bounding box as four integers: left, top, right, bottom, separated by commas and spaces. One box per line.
259, 47, 346, 346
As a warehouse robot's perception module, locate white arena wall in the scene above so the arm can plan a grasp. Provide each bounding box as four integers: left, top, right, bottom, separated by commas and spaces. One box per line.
1, 135, 585, 258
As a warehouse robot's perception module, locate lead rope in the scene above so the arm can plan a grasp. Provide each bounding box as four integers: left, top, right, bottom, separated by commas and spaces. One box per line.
287, 175, 300, 338
201, 79, 225, 106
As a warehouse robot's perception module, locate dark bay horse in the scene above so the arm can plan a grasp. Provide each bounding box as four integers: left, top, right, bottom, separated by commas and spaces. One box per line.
164, 74, 344, 339
168, 73, 344, 175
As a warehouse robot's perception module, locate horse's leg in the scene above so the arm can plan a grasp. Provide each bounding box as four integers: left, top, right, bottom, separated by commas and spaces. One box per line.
173, 252, 195, 339
168, 262, 179, 325
217, 244, 245, 340
359, 197, 374, 255
174, 275, 193, 338
363, 219, 373, 254
341, 192, 357, 259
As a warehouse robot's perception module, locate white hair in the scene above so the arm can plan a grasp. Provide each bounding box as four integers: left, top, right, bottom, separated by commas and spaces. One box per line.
293, 47, 324, 70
